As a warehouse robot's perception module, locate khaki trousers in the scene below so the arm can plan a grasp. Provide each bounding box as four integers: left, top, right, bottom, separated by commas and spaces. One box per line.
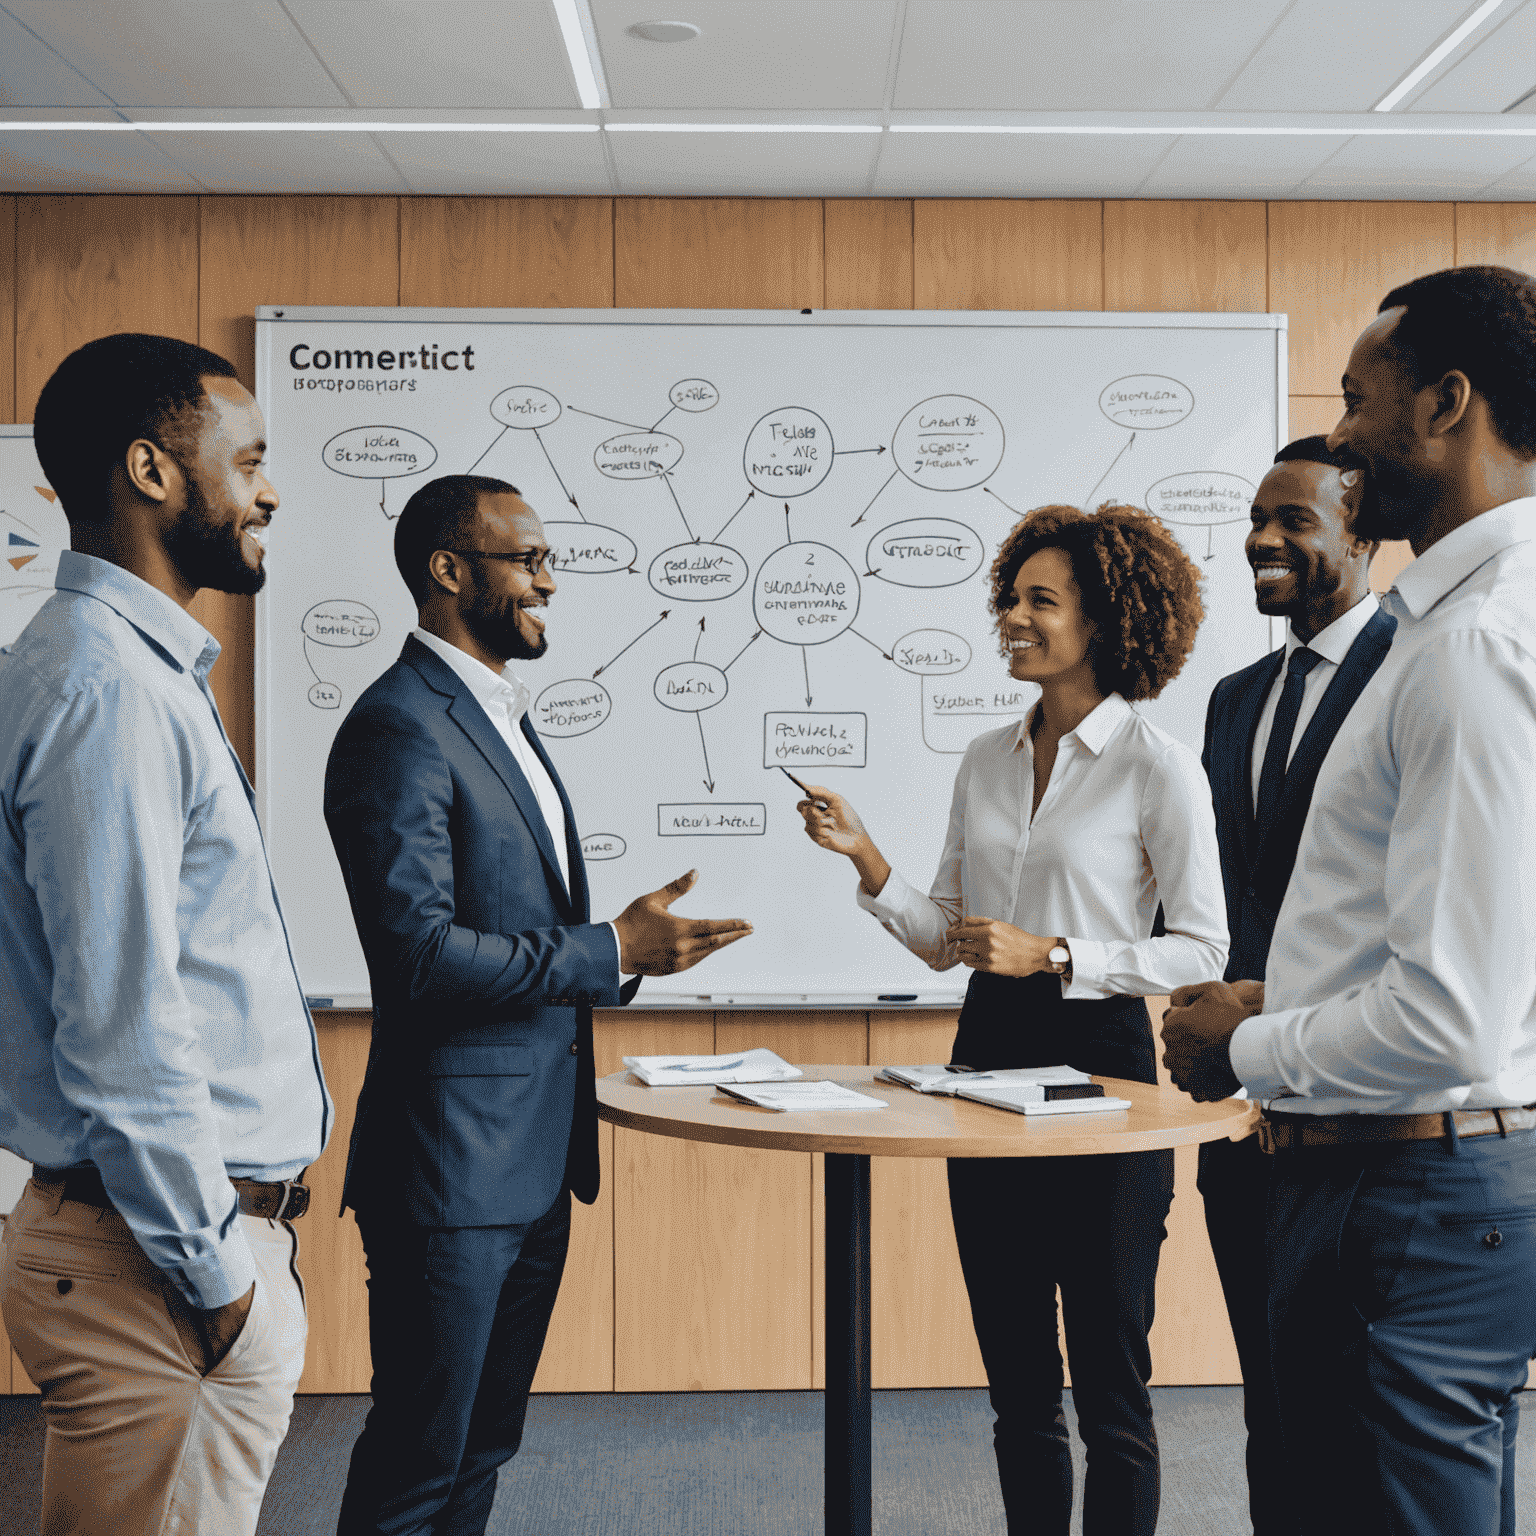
0, 1178, 308, 1536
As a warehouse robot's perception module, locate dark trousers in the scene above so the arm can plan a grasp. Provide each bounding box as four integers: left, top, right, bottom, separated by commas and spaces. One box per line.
1268, 1128, 1536, 1536
336, 1191, 571, 1536
1198, 1132, 1294, 1535
948, 970, 1175, 1536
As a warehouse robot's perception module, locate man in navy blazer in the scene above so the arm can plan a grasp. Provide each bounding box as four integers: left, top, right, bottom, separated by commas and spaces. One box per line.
323, 474, 751, 1536
1198, 436, 1395, 1535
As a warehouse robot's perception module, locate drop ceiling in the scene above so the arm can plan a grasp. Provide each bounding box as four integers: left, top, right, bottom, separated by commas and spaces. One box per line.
1, 0, 1534, 198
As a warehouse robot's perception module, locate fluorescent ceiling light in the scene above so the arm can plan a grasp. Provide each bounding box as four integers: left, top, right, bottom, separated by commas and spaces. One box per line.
551, 0, 610, 110
1373, 0, 1507, 112
0, 121, 600, 133
605, 123, 882, 133
888, 123, 1536, 136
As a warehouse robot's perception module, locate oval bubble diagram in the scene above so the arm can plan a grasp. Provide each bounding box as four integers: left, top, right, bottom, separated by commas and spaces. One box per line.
892, 394, 1005, 492
1098, 375, 1195, 431
752, 541, 860, 647
742, 406, 834, 497
594, 430, 684, 481
307, 681, 342, 710
323, 426, 437, 480
489, 385, 561, 429
302, 600, 381, 648
1146, 471, 1256, 527
891, 629, 973, 677
866, 518, 984, 589
534, 679, 612, 738
581, 832, 627, 862
653, 661, 729, 714
544, 521, 638, 575
669, 378, 719, 413
647, 541, 750, 602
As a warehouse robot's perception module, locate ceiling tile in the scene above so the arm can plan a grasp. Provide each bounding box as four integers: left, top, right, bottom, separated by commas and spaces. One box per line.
1136, 133, 1351, 198
1296, 133, 1534, 199
383, 131, 613, 195
1217, 0, 1508, 112
1450, 148, 1536, 197
1407, 0, 1536, 112
592, 0, 899, 110
894, 1, 1289, 110
0, 130, 202, 191
5, 0, 348, 108
875, 131, 1176, 197
0, 10, 115, 106
134, 130, 409, 194
606, 130, 881, 196
282, 1, 579, 109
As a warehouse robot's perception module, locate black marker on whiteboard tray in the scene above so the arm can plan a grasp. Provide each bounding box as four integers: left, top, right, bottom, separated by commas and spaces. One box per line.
779, 766, 828, 807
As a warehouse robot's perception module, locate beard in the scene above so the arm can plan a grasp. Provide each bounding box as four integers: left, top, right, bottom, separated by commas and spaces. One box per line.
1343, 456, 1428, 546
463, 588, 547, 662
164, 469, 266, 597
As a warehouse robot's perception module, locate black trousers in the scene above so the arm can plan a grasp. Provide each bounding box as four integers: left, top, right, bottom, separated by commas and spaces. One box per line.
1198, 1133, 1294, 1535
948, 970, 1174, 1536
335, 1191, 571, 1536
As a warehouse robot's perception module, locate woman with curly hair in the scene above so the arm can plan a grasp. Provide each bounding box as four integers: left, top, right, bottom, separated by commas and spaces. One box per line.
797, 502, 1228, 1536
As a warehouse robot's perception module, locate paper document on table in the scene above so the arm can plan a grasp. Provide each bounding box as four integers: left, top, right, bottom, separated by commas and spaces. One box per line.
716, 1081, 888, 1112
878, 1065, 1094, 1096
956, 1084, 1132, 1116
623, 1048, 802, 1087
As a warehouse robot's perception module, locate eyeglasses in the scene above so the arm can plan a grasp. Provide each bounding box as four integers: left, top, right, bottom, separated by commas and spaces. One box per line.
440, 547, 552, 577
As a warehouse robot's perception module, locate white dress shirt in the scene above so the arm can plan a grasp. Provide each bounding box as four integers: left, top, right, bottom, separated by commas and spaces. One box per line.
1249, 595, 1380, 810
412, 627, 571, 892
1231, 498, 1536, 1115
859, 693, 1228, 999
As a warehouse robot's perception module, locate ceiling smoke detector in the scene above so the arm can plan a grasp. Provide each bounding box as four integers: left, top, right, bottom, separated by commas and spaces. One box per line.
627, 20, 700, 43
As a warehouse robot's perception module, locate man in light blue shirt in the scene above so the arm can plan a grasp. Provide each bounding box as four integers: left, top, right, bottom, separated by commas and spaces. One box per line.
0, 333, 331, 1536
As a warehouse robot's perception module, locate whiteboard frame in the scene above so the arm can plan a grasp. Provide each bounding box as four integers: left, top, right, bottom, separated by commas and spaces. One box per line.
255, 305, 1288, 1010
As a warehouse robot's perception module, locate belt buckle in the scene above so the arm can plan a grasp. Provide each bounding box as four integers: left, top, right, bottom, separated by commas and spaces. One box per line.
1257, 1117, 1278, 1155
271, 1179, 310, 1221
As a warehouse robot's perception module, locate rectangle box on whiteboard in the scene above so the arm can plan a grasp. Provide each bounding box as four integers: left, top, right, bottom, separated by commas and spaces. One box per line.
658, 803, 767, 837
763, 712, 868, 769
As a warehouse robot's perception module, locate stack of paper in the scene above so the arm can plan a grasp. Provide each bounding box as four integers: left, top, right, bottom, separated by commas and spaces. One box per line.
956, 1083, 1132, 1117
717, 1081, 887, 1112
878, 1064, 1095, 1096
623, 1048, 801, 1087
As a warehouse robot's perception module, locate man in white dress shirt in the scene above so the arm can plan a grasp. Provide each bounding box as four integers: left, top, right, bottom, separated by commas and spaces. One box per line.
1164, 265, 1536, 1536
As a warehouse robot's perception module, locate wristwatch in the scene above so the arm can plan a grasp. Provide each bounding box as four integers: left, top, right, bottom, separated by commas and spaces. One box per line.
1048, 941, 1071, 977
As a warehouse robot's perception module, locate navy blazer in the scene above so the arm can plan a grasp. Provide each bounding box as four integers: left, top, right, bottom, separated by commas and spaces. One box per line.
323, 635, 632, 1227
1202, 606, 1395, 984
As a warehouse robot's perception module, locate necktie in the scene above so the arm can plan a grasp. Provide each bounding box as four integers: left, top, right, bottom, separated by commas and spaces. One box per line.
1254, 647, 1323, 834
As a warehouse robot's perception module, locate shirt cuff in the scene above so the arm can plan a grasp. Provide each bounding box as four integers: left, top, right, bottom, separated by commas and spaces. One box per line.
1228, 1009, 1290, 1101
606, 921, 629, 976
167, 1218, 258, 1311
854, 865, 915, 921
1059, 937, 1110, 999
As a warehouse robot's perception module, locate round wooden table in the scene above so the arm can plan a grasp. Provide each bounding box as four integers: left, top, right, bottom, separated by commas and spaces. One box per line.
597, 1066, 1256, 1536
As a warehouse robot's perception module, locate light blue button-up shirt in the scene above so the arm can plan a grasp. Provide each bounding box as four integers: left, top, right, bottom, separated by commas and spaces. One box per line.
0, 552, 330, 1307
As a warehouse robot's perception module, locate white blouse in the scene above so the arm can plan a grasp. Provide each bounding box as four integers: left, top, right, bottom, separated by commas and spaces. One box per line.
857, 693, 1229, 999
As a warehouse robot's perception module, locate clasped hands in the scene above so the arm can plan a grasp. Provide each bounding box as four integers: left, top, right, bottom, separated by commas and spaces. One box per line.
1160, 979, 1265, 1102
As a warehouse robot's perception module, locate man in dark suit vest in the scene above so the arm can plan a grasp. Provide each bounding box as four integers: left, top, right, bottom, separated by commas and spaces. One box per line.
1198, 436, 1395, 1535
323, 474, 751, 1536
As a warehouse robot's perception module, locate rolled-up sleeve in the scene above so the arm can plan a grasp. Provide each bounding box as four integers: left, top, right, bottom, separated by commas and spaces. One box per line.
20, 678, 253, 1309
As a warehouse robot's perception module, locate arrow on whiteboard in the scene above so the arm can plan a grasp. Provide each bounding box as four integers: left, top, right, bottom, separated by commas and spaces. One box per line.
534, 428, 583, 519
1083, 432, 1136, 508
784, 503, 793, 545
696, 714, 715, 794
722, 629, 762, 673
983, 485, 1024, 517
801, 645, 813, 706
693, 617, 706, 661
661, 472, 698, 542
570, 405, 649, 432
850, 468, 898, 527
593, 610, 670, 678
651, 403, 678, 433
835, 445, 886, 456
848, 627, 894, 662
711, 489, 755, 543
465, 424, 510, 475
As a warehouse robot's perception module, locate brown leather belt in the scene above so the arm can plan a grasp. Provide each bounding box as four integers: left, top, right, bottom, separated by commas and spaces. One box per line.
32, 1164, 311, 1221
1258, 1104, 1536, 1154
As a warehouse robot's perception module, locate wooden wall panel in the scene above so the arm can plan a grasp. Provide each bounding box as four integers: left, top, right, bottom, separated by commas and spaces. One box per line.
0, 197, 14, 423
196, 197, 399, 779
615, 199, 822, 310
1269, 202, 1454, 395
825, 199, 913, 310
914, 200, 1102, 311
15, 196, 199, 421
1104, 201, 1267, 313
401, 198, 612, 309
1454, 203, 1536, 272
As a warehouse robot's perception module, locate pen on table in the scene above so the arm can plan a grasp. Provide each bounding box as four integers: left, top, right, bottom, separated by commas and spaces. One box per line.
779, 766, 828, 806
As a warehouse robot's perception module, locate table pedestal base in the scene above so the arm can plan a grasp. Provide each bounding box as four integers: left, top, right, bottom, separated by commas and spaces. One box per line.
824, 1152, 872, 1536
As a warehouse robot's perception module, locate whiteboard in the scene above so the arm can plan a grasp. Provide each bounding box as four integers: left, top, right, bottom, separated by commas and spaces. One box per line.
255, 308, 1285, 1006
0, 427, 66, 652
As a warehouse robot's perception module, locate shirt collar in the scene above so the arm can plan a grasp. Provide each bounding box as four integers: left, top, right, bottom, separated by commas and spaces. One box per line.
1386, 497, 1536, 622
54, 550, 219, 679
1009, 691, 1130, 757
411, 626, 530, 722
1284, 592, 1379, 667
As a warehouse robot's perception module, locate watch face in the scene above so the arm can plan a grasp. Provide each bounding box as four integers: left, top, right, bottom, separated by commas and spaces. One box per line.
1049, 946, 1070, 965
